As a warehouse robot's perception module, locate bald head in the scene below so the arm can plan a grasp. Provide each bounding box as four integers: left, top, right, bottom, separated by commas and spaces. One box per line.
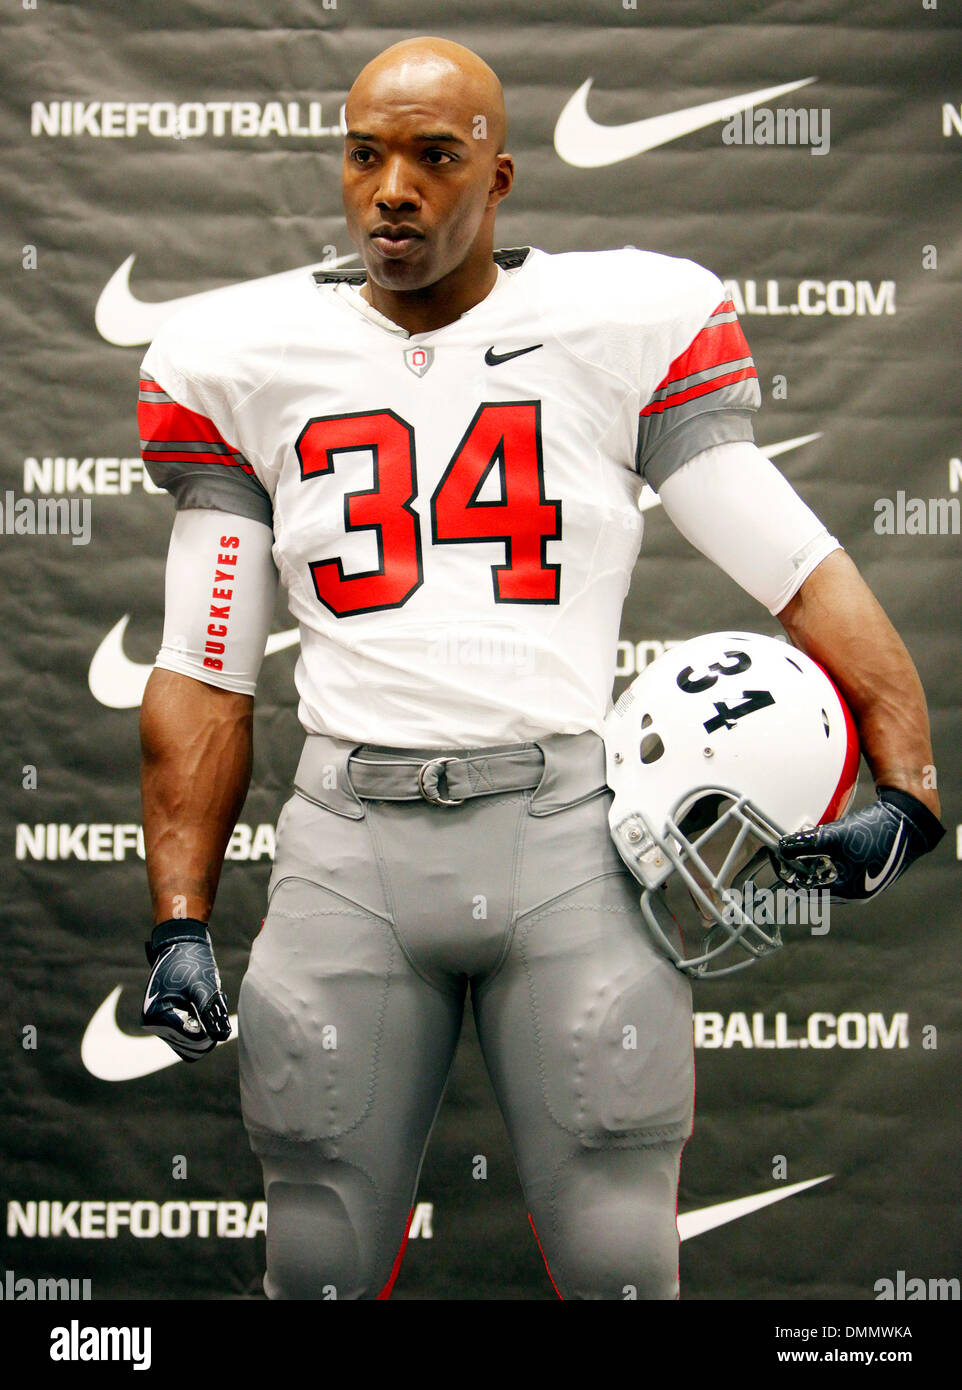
346, 37, 507, 152
340, 36, 514, 313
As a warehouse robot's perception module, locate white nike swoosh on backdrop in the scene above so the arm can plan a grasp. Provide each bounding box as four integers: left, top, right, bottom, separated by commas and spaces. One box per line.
637, 431, 823, 512
81, 986, 239, 1082
555, 77, 817, 168
88, 436, 821, 707
88, 615, 301, 709
676, 1174, 832, 1241
95, 252, 359, 347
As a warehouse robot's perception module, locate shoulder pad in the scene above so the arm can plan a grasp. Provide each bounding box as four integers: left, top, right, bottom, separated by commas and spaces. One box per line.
313, 265, 367, 286
493, 246, 532, 270
312, 246, 532, 287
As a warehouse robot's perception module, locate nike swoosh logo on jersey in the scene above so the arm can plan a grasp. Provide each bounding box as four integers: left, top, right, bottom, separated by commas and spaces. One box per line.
89, 433, 820, 708
864, 823, 906, 894
484, 343, 543, 366
95, 252, 359, 347
88, 615, 300, 709
555, 77, 817, 168
81, 986, 239, 1082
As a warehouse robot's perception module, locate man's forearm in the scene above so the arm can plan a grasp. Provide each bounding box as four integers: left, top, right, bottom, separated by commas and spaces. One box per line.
140, 667, 254, 923
776, 548, 940, 818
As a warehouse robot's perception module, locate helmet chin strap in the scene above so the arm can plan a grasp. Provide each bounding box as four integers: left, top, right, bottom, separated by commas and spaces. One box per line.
771, 845, 839, 889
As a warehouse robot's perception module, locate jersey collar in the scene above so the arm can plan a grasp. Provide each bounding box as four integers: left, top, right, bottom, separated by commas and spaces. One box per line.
315, 247, 531, 340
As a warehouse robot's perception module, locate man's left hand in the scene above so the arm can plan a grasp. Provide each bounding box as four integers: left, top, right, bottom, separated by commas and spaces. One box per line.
774, 785, 945, 902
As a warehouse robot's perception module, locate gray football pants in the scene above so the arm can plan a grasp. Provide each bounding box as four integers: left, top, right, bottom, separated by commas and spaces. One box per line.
237, 731, 694, 1300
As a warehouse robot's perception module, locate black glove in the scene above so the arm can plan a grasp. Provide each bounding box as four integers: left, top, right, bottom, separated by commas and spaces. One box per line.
142, 918, 232, 1061
774, 785, 945, 903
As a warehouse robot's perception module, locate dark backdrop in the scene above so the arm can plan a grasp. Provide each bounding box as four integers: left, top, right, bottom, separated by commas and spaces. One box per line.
1, 0, 959, 1301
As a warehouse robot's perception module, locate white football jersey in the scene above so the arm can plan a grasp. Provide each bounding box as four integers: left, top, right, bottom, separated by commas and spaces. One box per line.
139, 246, 760, 746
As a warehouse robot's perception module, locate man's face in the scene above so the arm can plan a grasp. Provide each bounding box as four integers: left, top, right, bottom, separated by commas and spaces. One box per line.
341, 73, 504, 292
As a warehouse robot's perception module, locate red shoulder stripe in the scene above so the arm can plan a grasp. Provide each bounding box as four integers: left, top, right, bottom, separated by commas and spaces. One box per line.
644, 301, 755, 406
663, 320, 752, 385
654, 319, 754, 394
641, 365, 758, 417
138, 387, 253, 474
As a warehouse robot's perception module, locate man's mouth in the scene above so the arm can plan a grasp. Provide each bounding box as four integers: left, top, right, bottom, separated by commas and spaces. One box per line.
369, 226, 425, 259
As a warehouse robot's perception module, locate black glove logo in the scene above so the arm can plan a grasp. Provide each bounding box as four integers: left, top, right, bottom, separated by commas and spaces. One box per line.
775, 786, 945, 904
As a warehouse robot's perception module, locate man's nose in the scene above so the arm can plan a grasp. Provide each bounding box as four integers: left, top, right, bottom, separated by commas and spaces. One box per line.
375, 155, 420, 209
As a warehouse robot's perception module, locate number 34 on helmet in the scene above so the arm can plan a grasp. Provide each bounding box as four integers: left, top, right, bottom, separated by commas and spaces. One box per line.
602, 632, 860, 978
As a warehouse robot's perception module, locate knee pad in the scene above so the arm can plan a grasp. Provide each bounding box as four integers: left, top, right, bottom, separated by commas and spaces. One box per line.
264, 1179, 363, 1300
261, 1160, 412, 1301
540, 1146, 683, 1300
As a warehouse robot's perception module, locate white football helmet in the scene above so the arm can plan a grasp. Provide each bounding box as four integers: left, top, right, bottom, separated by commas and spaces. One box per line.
603, 632, 860, 978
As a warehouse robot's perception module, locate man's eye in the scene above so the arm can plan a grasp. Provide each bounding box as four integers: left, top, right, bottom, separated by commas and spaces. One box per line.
424, 149, 454, 165
350, 148, 375, 164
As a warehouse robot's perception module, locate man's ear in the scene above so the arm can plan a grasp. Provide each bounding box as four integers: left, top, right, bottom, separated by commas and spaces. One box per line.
489, 153, 514, 206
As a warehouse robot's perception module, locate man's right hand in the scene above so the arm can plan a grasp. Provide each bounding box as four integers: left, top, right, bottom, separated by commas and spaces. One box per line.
142, 919, 232, 1062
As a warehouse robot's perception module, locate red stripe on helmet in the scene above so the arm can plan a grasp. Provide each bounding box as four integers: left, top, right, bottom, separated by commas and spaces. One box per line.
818, 679, 861, 824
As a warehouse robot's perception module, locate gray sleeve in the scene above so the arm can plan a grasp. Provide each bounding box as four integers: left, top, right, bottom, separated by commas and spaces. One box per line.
144, 457, 273, 528
636, 300, 762, 490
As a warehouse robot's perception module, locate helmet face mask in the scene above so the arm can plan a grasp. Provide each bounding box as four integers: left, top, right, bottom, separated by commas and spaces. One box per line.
604, 633, 860, 978
639, 792, 792, 976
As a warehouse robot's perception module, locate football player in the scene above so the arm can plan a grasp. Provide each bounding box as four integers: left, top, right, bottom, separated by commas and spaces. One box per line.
137, 37, 944, 1298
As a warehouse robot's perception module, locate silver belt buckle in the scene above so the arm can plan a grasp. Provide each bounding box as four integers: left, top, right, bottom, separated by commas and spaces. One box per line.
417, 757, 464, 807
